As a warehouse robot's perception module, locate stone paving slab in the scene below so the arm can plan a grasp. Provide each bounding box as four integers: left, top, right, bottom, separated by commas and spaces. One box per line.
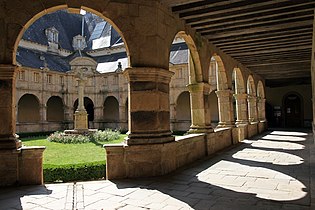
0, 129, 314, 210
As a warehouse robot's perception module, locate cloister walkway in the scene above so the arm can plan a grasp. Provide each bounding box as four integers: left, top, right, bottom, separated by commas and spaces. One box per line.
0, 129, 314, 210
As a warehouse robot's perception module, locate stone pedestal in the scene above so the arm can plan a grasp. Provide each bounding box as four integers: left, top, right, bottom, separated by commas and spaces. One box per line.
187, 83, 213, 133
123, 67, 175, 145
74, 110, 88, 130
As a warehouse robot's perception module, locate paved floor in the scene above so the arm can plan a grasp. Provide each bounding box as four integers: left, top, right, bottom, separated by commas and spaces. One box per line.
1, 129, 314, 210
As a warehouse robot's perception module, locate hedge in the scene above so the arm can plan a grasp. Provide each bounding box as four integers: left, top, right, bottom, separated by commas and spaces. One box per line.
44, 161, 106, 183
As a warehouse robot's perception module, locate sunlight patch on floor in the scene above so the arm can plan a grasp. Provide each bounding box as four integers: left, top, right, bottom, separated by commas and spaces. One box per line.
232, 148, 304, 165
262, 134, 306, 142
197, 160, 307, 201
250, 140, 304, 150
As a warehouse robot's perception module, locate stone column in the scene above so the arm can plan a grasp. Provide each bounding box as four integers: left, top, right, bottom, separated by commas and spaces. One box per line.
74, 79, 88, 130
187, 83, 213, 133
0, 64, 21, 149
40, 104, 47, 122
311, 9, 315, 136
257, 97, 266, 122
119, 104, 127, 130
123, 67, 174, 145
216, 89, 235, 127
247, 95, 258, 123
233, 93, 248, 125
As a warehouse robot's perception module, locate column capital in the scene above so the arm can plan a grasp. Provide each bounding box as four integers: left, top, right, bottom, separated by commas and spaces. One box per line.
247, 95, 257, 101
187, 82, 210, 94
233, 93, 248, 100
123, 67, 174, 83
0, 64, 18, 79
257, 98, 266, 103
215, 89, 233, 97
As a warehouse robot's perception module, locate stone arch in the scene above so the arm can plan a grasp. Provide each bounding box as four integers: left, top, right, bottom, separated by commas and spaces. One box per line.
232, 68, 248, 124
170, 31, 203, 84
212, 55, 228, 91
12, 5, 130, 66
257, 81, 265, 99
257, 80, 266, 122
103, 96, 119, 122
247, 75, 257, 122
232, 68, 245, 94
17, 94, 40, 123
175, 91, 191, 131
46, 96, 64, 122
208, 57, 218, 91
73, 97, 94, 122
176, 91, 191, 121
247, 75, 256, 96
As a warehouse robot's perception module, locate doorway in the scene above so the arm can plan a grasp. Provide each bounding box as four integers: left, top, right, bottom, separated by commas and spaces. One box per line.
283, 93, 302, 128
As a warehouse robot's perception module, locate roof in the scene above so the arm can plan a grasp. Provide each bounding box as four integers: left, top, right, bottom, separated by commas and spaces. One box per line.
22, 10, 91, 51
17, 10, 189, 73
17, 47, 70, 72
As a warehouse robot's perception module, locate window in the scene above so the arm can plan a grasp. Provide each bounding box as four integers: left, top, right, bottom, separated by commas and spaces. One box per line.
47, 74, 53, 84
72, 35, 87, 50
45, 27, 59, 44
18, 70, 25, 80
34, 72, 40, 82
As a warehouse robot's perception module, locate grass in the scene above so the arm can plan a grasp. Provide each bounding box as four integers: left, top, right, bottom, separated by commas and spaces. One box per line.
21, 135, 126, 166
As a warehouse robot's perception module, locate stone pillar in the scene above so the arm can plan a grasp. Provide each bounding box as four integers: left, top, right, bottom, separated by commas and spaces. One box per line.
187, 83, 213, 133
0, 64, 21, 149
93, 106, 103, 129
216, 89, 235, 127
40, 104, 47, 122
123, 67, 175, 145
247, 95, 258, 123
119, 105, 127, 131
74, 79, 88, 130
311, 9, 315, 136
257, 97, 266, 122
233, 93, 248, 125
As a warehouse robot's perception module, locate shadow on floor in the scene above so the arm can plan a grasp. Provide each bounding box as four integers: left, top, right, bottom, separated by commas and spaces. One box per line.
112, 129, 312, 209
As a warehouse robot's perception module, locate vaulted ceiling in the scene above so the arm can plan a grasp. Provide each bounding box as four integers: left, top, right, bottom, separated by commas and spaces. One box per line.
162, 0, 315, 87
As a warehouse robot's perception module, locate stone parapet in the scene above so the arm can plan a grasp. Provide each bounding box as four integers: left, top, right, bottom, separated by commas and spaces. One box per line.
105, 134, 206, 179
248, 122, 258, 138
0, 146, 45, 186
18, 146, 46, 185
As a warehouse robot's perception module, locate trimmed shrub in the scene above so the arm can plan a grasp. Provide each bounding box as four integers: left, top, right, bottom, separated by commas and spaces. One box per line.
47, 131, 90, 144
44, 161, 105, 183
91, 129, 120, 142
47, 129, 121, 144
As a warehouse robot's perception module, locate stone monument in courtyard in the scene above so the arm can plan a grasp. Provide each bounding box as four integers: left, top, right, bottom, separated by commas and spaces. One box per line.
65, 35, 98, 133
65, 55, 98, 134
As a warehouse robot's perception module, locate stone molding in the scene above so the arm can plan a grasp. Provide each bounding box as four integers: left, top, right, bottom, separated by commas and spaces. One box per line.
123, 67, 174, 83
187, 82, 211, 94
0, 64, 18, 79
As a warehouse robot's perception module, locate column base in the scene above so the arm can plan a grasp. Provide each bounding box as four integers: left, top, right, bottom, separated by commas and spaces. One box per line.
188, 125, 213, 134
216, 122, 235, 128
0, 135, 22, 149
125, 131, 175, 145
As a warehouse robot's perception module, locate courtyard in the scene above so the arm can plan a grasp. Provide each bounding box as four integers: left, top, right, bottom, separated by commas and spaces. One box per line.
1, 129, 314, 209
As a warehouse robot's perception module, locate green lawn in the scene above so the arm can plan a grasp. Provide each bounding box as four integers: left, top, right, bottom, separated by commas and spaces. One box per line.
21, 135, 126, 166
